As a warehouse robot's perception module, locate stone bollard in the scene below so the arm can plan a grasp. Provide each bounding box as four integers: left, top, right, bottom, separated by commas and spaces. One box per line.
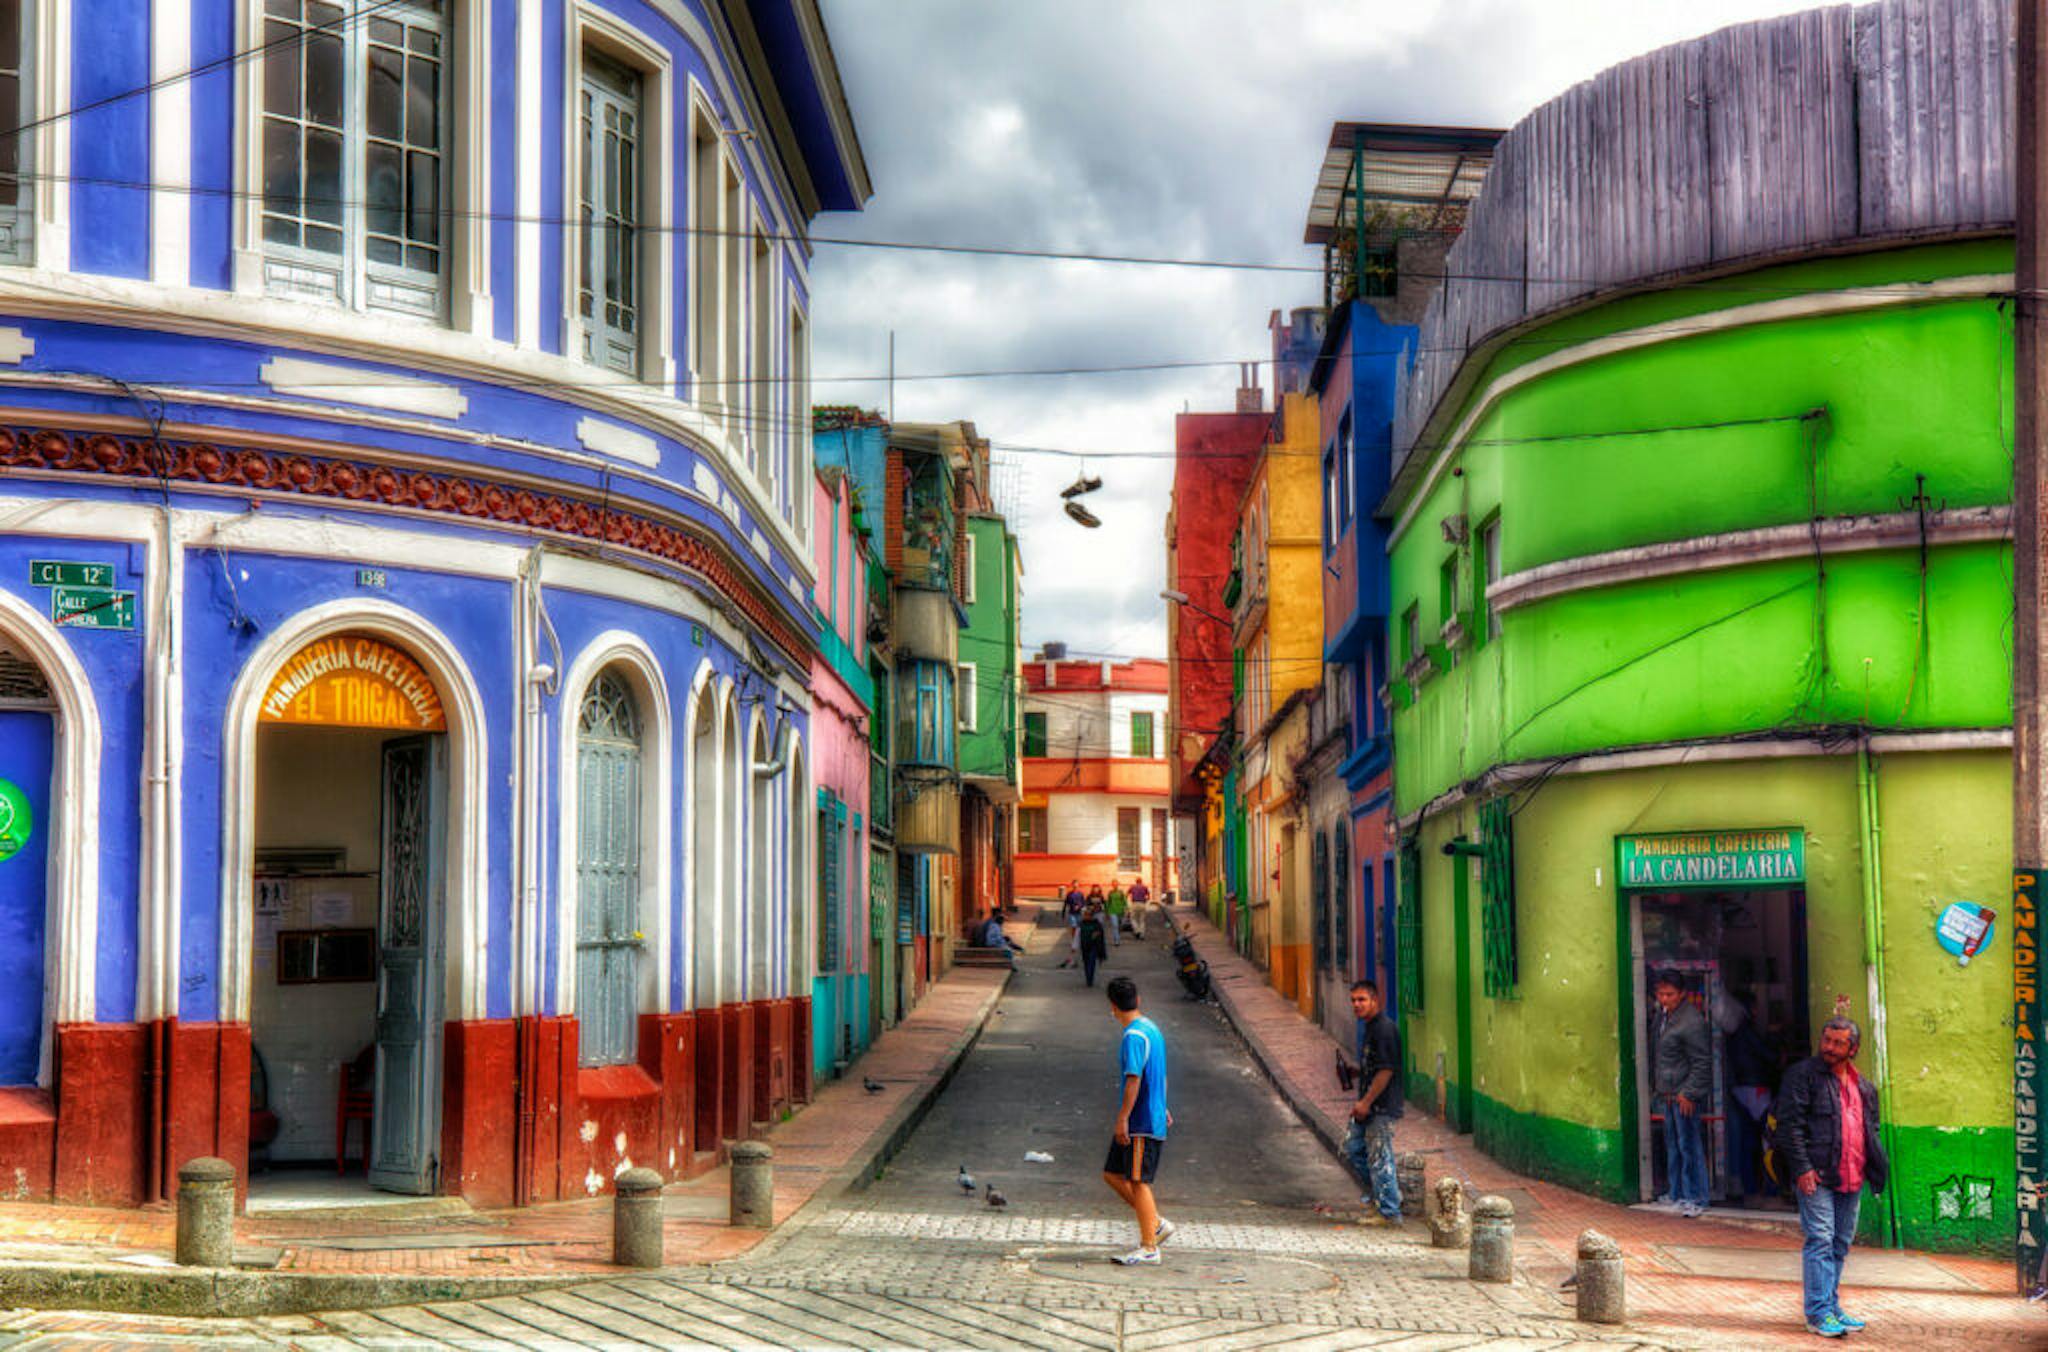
1395, 1152, 1427, 1218
1428, 1176, 1471, 1248
175, 1156, 236, 1267
730, 1140, 774, 1229
612, 1167, 665, 1268
1574, 1229, 1626, 1324
1468, 1194, 1515, 1283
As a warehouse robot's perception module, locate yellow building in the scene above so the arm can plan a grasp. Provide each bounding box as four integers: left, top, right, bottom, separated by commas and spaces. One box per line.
1229, 371, 1324, 1013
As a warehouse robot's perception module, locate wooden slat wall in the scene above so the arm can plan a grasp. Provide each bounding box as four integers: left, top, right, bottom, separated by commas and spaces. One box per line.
1394, 0, 2015, 474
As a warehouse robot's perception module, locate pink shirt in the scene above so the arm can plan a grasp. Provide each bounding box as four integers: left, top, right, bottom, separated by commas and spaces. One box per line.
1835, 1065, 1866, 1193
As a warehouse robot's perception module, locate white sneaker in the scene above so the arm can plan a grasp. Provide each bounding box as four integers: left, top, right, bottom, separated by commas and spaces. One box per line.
1153, 1218, 1177, 1246
1111, 1248, 1161, 1265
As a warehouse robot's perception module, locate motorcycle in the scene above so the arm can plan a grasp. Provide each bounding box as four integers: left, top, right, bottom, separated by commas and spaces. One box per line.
1170, 933, 1212, 1001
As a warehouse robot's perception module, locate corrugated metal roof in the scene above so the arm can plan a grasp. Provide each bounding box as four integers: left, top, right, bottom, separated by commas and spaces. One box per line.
1304, 123, 1505, 244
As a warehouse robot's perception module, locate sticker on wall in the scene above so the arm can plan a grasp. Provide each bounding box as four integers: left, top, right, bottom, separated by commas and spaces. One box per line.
1935, 900, 1997, 965
0, 778, 32, 861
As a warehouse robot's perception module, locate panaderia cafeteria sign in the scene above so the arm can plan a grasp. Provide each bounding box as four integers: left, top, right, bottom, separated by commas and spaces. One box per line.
1617, 829, 1805, 890
260, 635, 446, 732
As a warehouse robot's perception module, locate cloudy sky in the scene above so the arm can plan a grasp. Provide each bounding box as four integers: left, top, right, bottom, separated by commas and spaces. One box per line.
808, 0, 1816, 661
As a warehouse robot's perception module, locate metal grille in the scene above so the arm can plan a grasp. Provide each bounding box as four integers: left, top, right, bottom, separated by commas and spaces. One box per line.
0, 646, 49, 701
1310, 830, 1329, 968
816, 789, 842, 974
1116, 808, 1140, 871
1332, 825, 1350, 976
576, 670, 641, 1066
1478, 798, 1517, 998
579, 50, 640, 373
1396, 841, 1423, 1012
384, 748, 426, 947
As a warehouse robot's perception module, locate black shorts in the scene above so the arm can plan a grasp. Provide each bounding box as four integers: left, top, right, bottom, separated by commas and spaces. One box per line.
1105, 1134, 1165, 1184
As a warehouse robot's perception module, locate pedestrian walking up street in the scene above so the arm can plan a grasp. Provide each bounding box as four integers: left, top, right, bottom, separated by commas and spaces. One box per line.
1128, 877, 1150, 938
1101, 975, 1173, 1265
1778, 1017, 1890, 1339
1650, 970, 1713, 1218
1077, 902, 1109, 987
1059, 881, 1084, 968
1342, 979, 1403, 1225
1105, 880, 1128, 945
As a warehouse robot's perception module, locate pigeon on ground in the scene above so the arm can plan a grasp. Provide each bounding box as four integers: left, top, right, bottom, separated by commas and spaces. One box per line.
985, 1183, 1008, 1208
863, 1076, 885, 1094
957, 1164, 976, 1193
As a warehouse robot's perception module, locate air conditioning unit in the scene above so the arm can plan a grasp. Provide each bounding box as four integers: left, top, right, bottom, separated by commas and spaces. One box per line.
1440, 514, 1469, 545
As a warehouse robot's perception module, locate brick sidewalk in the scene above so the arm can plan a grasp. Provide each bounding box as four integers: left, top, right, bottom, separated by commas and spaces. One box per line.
1169, 904, 2044, 1351
0, 930, 1020, 1284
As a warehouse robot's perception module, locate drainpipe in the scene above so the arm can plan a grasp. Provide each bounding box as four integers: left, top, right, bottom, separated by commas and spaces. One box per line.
1854, 740, 1901, 1247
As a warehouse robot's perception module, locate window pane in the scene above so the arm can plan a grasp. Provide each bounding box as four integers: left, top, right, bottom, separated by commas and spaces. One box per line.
306, 31, 343, 128
305, 127, 342, 225
368, 16, 402, 45
366, 42, 402, 141
262, 216, 300, 247
365, 140, 401, 236
262, 21, 301, 115
406, 150, 439, 247
407, 53, 438, 148
305, 223, 342, 253
406, 243, 437, 272
261, 119, 301, 214
366, 235, 401, 264
264, 0, 300, 17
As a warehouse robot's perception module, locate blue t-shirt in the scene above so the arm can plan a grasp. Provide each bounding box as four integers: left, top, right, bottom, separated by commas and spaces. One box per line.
1118, 1016, 1169, 1138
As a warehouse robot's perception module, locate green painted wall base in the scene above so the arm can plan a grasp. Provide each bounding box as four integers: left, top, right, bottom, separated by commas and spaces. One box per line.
1472, 1090, 1632, 1203
1882, 1123, 2014, 1253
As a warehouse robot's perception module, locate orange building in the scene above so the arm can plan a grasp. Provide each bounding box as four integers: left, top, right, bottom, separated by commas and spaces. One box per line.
1015, 653, 1176, 897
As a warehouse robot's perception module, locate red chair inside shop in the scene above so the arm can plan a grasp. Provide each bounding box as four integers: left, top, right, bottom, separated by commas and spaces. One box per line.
334, 1046, 375, 1174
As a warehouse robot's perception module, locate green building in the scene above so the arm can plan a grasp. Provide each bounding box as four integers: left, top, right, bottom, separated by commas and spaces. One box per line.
1383, 3, 2017, 1254
959, 513, 1024, 915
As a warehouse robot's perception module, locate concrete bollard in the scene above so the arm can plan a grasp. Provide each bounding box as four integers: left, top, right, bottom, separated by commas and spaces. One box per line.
175, 1156, 236, 1268
1468, 1194, 1515, 1283
612, 1167, 665, 1268
1574, 1228, 1626, 1324
729, 1140, 774, 1229
1428, 1176, 1471, 1248
1395, 1152, 1427, 1218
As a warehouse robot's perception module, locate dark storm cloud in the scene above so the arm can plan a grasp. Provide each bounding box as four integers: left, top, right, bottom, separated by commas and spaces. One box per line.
810, 0, 1818, 659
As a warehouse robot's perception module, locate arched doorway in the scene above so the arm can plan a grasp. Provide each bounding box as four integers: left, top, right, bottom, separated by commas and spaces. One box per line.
0, 637, 57, 1087
687, 672, 722, 1157
246, 630, 451, 1196
574, 669, 642, 1067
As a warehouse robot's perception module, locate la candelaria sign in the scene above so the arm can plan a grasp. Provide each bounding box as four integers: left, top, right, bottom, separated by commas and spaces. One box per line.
1617, 828, 1805, 890
261, 635, 446, 732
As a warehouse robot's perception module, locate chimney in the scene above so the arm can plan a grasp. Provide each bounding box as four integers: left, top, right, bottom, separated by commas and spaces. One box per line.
1234, 362, 1262, 414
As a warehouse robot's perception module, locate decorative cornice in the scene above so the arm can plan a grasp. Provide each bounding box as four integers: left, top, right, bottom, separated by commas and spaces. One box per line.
0, 426, 814, 663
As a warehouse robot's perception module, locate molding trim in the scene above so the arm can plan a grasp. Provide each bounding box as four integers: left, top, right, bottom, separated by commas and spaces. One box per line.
260, 356, 470, 420
218, 599, 491, 1023
1387, 273, 2011, 544
1490, 505, 2012, 613
554, 631, 674, 1024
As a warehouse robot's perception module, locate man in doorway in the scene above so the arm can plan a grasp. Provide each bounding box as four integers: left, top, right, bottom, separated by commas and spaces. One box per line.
1128, 877, 1151, 939
1343, 980, 1404, 1225
1102, 975, 1173, 1265
1650, 971, 1713, 1218
1777, 1017, 1889, 1339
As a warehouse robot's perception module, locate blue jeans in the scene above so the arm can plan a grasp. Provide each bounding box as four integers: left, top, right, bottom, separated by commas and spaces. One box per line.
1661, 1096, 1709, 1206
1797, 1185, 1861, 1325
1343, 1116, 1402, 1219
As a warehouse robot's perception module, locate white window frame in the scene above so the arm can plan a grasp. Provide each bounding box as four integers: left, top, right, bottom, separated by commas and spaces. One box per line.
957, 660, 977, 733
564, 9, 674, 384
961, 532, 977, 604
238, 0, 478, 324
687, 91, 726, 415
746, 215, 772, 480
0, 0, 49, 268
789, 299, 811, 543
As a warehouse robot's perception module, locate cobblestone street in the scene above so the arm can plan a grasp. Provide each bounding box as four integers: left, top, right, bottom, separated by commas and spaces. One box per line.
0, 916, 2029, 1349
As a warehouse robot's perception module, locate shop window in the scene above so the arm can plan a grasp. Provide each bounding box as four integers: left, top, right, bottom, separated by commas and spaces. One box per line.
1396, 840, 1423, 1012
1022, 710, 1047, 758
1130, 710, 1154, 758
896, 661, 954, 767
1019, 806, 1047, 854
261, 0, 448, 317
1117, 808, 1140, 871
578, 49, 641, 374
0, 1, 31, 265
574, 669, 642, 1066
1478, 513, 1503, 642
1479, 797, 1518, 998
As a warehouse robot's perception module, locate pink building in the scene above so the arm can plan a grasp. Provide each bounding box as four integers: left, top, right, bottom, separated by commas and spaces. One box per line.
810, 470, 876, 1080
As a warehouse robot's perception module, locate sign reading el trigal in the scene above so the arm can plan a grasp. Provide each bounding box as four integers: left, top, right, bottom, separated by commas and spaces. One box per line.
260, 635, 446, 732
1616, 829, 1806, 889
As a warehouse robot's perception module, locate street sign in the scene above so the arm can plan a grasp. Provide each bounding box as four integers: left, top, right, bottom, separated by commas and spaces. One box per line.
29, 559, 117, 589
49, 586, 136, 630
1615, 829, 1805, 890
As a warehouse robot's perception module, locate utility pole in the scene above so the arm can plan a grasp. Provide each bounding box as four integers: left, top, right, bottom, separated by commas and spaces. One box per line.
2014, 0, 2048, 1300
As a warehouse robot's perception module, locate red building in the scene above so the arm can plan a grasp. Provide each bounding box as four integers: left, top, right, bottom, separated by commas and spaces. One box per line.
1017, 655, 1175, 896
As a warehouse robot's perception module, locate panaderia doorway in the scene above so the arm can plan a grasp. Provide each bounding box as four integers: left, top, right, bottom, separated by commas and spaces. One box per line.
248, 633, 449, 1203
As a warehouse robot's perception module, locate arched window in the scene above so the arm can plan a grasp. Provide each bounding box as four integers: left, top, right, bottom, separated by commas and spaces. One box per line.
575, 669, 641, 1066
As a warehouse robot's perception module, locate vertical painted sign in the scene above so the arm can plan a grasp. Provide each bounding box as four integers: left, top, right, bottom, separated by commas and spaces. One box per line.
2017, 870, 2046, 1298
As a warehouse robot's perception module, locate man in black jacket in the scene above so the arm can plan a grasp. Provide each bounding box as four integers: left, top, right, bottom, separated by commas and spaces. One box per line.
1650, 972, 1712, 1217
1777, 1017, 1889, 1339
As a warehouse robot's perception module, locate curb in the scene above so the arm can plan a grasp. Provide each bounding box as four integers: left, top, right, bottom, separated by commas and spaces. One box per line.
0, 1263, 588, 1319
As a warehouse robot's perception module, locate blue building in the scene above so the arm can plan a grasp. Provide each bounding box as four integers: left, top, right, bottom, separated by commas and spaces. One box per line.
0, 0, 868, 1209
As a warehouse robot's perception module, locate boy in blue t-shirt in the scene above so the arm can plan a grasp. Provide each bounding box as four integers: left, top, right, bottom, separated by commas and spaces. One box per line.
1102, 976, 1173, 1264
